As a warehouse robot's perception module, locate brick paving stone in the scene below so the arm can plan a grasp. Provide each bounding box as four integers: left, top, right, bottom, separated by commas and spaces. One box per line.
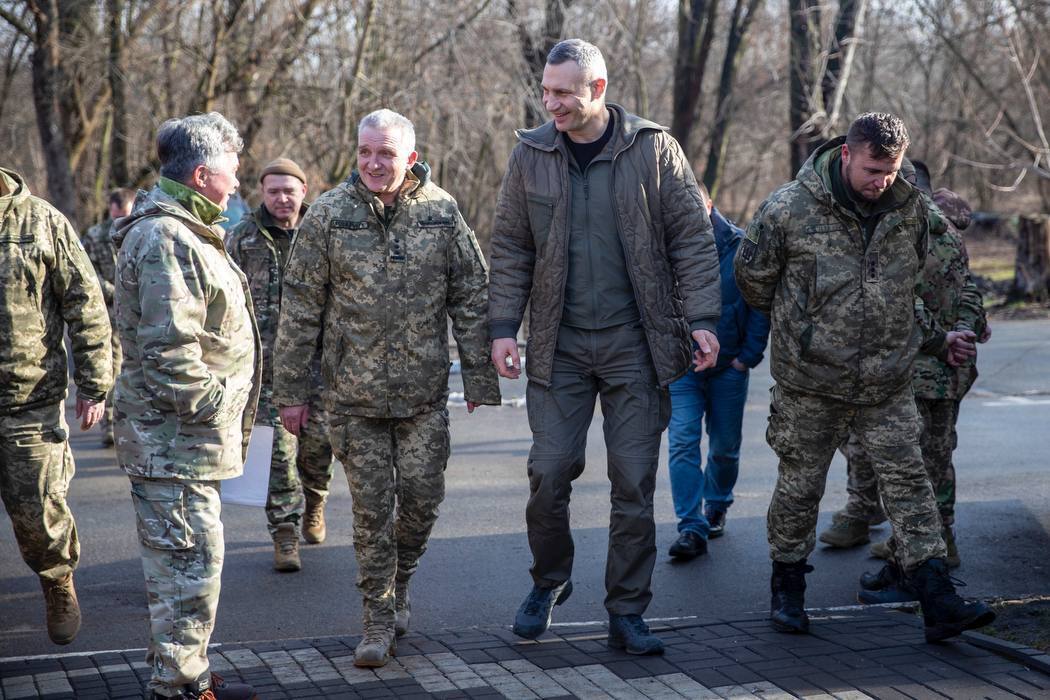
709, 684, 763, 699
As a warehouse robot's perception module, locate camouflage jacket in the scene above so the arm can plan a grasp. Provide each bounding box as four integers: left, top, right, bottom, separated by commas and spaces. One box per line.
112, 184, 261, 480
81, 219, 118, 310
912, 189, 986, 400
0, 167, 112, 414
735, 138, 946, 405
273, 162, 501, 418
225, 203, 321, 418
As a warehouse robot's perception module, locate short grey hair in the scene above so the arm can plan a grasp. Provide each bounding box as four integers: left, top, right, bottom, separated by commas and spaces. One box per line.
358, 109, 416, 155
157, 112, 243, 182
546, 39, 608, 82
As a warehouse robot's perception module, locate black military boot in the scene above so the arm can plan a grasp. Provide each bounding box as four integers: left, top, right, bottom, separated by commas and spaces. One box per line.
857, 561, 918, 604
770, 560, 813, 633
150, 672, 257, 699
909, 558, 996, 643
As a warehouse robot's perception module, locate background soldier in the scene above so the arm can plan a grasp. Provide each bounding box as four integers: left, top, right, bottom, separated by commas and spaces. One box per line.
113, 113, 260, 700
488, 39, 721, 655
0, 165, 111, 646
274, 109, 500, 668
226, 158, 334, 573
735, 112, 994, 643
82, 187, 135, 447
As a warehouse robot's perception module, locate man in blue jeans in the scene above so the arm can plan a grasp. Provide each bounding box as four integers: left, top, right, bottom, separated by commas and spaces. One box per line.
667, 187, 770, 560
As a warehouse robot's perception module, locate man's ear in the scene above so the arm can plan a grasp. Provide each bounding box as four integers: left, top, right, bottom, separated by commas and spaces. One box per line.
591, 77, 607, 101
841, 143, 851, 167
407, 150, 419, 167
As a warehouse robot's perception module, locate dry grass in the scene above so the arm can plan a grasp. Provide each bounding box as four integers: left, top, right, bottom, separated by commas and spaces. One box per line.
979, 597, 1050, 652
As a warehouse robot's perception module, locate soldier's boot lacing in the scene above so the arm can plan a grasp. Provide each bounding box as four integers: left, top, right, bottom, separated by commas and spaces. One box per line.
273, 523, 301, 572
354, 622, 396, 668
303, 495, 326, 545
770, 560, 813, 634
41, 573, 80, 645
909, 558, 995, 643
394, 584, 410, 637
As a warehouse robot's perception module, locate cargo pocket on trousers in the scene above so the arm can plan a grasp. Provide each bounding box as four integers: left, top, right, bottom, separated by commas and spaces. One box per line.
40, 426, 72, 499
130, 481, 192, 550
765, 385, 796, 461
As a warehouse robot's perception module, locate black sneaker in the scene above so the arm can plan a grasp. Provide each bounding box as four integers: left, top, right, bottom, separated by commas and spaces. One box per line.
909, 558, 995, 643
704, 506, 726, 539
668, 531, 707, 560
512, 581, 573, 639
607, 614, 664, 655
770, 560, 813, 633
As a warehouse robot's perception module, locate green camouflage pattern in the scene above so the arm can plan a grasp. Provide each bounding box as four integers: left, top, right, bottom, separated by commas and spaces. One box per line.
82, 218, 124, 435
0, 167, 112, 413
272, 163, 501, 418
0, 402, 79, 584
836, 434, 882, 525
735, 138, 946, 406
766, 384, 945, 571
129, 475, 223, 693
912, 189, 986, 400
112, 185, 261, 480
329, 409, 449, 622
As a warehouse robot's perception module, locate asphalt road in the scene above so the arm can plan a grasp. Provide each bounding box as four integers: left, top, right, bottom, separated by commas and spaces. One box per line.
2, 319, 1048, 658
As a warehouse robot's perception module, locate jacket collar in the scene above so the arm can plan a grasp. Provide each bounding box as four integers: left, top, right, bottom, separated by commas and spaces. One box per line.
515, 103, 666, 157
797, 136, 917, 219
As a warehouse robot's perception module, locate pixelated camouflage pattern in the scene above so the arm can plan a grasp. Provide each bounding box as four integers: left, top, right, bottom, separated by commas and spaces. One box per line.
912, 189, 986, 400
932, 187, 973, 231
765, 384, 945, 571
837, 434, 882, 524
735, 138, 946, 406
329, 409, 449, 622
112, 185, 261, 480
0, 167, 112, 413
273, 163, 500, 417
81, 218, 124, 436
129, 476, 223, 693
0, 402, 79, 584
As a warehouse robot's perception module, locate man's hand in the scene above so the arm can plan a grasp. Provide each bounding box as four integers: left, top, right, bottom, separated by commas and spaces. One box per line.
279, 404, 310, 436
692, 330, 720, 372
76, 398, 105, 431
467, 401, 480, 414
979, 324, 992, 343
730, 358, 748, 373
491, 338, 521, 379
944, 330, 977, 367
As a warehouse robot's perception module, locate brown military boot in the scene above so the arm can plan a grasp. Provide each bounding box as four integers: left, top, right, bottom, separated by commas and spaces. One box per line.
41, 573, 81, 645
354, 621, 396, 667
394, 583, 411, 637
273, 523, 301, 572
303, 494, 326, 545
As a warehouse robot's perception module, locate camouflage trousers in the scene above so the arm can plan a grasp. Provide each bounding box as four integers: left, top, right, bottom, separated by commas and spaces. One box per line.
259, 397, 335, 539
129, 476, 223, 696
765, 384, 946, 571
100, 316, 123, 439
838, 398, 960, 527
0, 402, 78, 584
329, 409, 449, 624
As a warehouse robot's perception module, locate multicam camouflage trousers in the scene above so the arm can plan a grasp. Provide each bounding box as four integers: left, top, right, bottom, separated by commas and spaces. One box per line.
0, 402, 78, 584
765, 384, 946, 571
260, 397, 335, 539
100, 316, 123, 440
837, 398, 960, 528
329, 409, 449, 624
129, 476, 223, 696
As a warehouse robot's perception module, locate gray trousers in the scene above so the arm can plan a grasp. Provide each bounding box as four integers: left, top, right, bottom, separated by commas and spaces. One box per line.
525, 322, 670, 615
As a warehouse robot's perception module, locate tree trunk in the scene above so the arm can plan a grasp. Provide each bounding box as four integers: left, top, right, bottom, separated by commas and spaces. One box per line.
1011, 215, 1050, 302
671, 0, 717, 155
512, 0, 573, 127
788, 0, 820, 177
107, 0, 129, 187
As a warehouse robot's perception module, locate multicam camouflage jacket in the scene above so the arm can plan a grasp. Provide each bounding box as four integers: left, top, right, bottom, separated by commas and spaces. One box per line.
0, 167, 112, 414
112, 184, 261, 480
81, 219, 118, 310
912, 188, 986, 400
735, 137, 946, 406
273, 162, 501, 418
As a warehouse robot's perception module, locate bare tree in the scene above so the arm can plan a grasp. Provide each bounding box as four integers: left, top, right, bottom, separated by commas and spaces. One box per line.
671, 0, 718, 154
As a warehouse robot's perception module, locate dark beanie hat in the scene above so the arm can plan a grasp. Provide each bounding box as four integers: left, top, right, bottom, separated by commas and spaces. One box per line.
259, 157, 307, 184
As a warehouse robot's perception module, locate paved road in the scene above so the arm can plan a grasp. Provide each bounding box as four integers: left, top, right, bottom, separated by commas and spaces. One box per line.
2, 319, 1048, 658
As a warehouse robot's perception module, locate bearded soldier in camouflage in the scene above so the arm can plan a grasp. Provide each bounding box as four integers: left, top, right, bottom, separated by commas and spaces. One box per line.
82, 187, 135, 447
735, 112, 995, 643
273, 109, 500, 668
0, 166, 112, 646
225, 158, 334, 573
113, 113, 261, 700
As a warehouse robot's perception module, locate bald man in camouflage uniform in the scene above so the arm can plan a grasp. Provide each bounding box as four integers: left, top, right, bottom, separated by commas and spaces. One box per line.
226, 158, 334, 573
735, 112, 994, 643
0, 166, 112, 646
81, 187, 135, 447
274, 109, 500, 668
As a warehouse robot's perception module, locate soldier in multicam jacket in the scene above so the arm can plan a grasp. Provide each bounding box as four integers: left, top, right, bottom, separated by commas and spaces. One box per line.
734, 112, 994, 642
0, 166, 112, 646
273, 109, 501, 669
81, 187, 135, 447
225, 157, 334, 573
826, 186, 988, 571
113, 114, 260, 700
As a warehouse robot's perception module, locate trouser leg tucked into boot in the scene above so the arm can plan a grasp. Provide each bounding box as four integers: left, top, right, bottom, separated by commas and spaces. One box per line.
909, 558, 995, 643
770, 560, 813, 633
